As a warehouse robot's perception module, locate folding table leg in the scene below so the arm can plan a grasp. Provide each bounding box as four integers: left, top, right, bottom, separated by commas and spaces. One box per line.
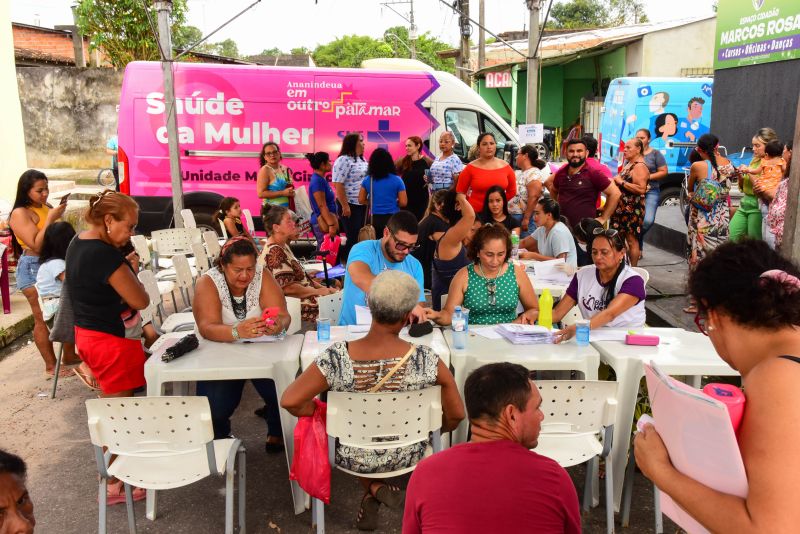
238, 446, 246, 534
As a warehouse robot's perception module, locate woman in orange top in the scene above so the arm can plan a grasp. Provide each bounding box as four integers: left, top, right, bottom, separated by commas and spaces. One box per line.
456, 132, 517, 213
8, 170, 74, 378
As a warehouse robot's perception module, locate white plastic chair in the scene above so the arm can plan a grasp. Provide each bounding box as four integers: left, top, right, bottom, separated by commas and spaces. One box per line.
286, 296, 301, 334
317, 292, 344, 325
138, 270, 194, 330
131, 235, 153, 270
534, 380, 618, 534
242, 208, 257, 236
136, 263, 178, 315
180, 209, 197, 229
192, 242, 210, 277
171, 254, 195, 308
311, 386, 443, 533
631, 267, 650, 286
85, 396, 246, 534
218, 219, 229, 240
151, 228, 202, 269
203, 231, 222, 263
561, 306, 582, 327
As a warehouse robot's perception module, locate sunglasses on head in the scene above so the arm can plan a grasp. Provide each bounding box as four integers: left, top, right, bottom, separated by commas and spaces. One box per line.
592, 227, 619, 238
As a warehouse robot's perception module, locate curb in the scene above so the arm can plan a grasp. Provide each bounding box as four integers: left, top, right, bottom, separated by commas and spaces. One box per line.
0, 312, 33, 349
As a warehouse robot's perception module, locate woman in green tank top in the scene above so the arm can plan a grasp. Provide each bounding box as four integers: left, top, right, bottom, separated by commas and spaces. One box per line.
425, 223, 539, 326
730, 128, 778, 241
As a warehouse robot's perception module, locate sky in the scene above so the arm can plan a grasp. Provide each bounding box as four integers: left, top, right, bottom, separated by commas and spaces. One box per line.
11, 0, 717, 56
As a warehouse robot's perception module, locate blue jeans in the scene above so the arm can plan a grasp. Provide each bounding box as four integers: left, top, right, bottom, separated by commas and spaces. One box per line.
196, 378, 283, 439
510, 213, 535, 238
16, 254, 40, 291
639, 188, 660, 249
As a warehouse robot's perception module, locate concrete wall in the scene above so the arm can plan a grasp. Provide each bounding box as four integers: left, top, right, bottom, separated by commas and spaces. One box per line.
639, 18, 716, 76
1, 5, 29, 203
16, 67, 122, 169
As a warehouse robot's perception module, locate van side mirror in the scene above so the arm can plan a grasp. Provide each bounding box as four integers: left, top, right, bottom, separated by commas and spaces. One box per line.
503, 143, 518, 166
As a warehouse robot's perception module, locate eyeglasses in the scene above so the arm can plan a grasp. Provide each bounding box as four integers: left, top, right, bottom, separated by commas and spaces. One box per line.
389, 230, 420, 252
264, 151, 279, 157
694, 309, 708, 336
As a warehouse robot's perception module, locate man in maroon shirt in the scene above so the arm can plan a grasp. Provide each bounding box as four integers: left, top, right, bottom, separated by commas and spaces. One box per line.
402, 363, 581, 534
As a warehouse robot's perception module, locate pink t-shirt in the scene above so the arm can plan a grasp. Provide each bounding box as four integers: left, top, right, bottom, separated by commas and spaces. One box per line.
402, 440, 581, 534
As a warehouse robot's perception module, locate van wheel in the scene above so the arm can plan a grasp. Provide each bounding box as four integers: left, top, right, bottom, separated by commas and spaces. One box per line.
532, 143, 550, 161
659, 187, 681, 207
189, 207, 219, 235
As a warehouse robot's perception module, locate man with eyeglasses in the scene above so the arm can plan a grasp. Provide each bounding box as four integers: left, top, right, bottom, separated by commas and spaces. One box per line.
339, 210, 427, 325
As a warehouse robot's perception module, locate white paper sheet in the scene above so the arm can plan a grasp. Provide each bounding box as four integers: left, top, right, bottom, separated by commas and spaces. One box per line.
347, 324, 370, 334
235, 335, 281, 343
589, 329, 628, 342
355, 305, 373, 325
471, 326, 504, 339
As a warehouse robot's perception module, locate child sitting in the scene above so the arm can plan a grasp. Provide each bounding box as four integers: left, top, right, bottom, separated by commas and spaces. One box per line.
216, 197, 255, 242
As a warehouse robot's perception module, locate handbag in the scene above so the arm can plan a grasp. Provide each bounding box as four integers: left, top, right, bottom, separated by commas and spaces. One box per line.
358, 176, 376, 242
691, 161, 721, 211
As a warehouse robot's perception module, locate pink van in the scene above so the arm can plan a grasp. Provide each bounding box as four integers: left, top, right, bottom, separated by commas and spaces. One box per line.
117, 59, 520, 233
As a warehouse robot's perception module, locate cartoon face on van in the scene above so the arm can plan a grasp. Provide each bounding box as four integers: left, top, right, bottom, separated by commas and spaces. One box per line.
599, 77, 713, 176
117, 61, 441, 217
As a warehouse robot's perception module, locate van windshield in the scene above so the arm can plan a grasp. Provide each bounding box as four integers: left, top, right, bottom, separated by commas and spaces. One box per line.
445, 108, 512, 160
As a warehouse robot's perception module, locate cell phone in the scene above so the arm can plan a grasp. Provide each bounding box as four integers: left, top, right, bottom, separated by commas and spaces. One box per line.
262, 306, 279, 326
59, 193, 71, 205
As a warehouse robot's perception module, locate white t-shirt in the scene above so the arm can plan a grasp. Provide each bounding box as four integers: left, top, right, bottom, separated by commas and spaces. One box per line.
531, 222, 577, 267
568, 265, 646, 327
509, 167, 546, 215
332, 155, 369, 205
35, 258, 65, 298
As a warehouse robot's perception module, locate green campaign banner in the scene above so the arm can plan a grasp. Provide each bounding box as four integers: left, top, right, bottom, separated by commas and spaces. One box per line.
714, 0, 800, 70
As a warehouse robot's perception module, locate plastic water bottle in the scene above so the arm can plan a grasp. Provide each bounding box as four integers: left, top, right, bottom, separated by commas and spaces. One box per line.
452, 306, 467, 349
510, 233, 520, 262
538, 289, 553, 330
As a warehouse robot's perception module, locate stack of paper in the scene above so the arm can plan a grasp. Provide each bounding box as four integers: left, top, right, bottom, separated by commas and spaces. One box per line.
531, 258, 573, 285
496, 323, 554, 344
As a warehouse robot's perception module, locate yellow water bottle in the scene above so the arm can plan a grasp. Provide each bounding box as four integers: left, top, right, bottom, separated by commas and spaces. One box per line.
538, 288, 553, 329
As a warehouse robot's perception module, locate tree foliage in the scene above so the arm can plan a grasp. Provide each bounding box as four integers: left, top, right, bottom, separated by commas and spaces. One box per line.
75, 0, 188, 68
312, 27, 455, 73
550, 0, 648, 29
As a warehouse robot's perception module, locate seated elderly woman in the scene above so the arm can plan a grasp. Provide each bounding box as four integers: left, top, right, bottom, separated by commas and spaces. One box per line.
425, 223, 539, 326
193, 236, 291, 452
551, 228, 646, 342
281, 270, 464, 531
260, 204, 338, 322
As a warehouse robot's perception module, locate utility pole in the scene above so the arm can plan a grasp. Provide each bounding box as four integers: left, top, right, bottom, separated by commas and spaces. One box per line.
779, 90, 800, 260
526, 0, 542, 123
409, 0, 417, 59
478, 0, 485, 70
459, 0, 471, 84
154, 1, 184, 227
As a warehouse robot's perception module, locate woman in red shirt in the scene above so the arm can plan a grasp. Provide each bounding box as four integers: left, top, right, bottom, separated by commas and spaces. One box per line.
456, 132, 517, 213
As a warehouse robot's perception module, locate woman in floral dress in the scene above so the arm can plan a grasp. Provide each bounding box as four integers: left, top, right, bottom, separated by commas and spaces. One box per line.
610, 138, 649, 266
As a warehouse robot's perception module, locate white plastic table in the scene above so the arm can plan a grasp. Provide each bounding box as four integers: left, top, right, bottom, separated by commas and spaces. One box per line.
300, 325, 451, 370
144, 333, 307, 516
444, 328, 600, 444
591, 327, 739, 511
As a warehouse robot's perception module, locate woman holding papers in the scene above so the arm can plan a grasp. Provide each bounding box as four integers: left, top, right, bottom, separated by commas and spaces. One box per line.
282, 271, 464, 530
193, 235, 290, 452
635, 240, 800, 533
519, 198, 578, 267
425, 224, 539, 325
552, 229, 646, 342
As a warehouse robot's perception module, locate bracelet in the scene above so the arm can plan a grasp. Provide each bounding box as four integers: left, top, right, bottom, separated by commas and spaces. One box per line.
231, 322, 240, 341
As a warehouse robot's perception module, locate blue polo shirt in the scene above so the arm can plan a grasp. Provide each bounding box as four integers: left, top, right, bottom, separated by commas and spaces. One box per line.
339, 239, 425, 325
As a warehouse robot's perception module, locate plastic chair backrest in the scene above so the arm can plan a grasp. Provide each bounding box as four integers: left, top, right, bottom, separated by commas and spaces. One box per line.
536, 380, 618, 432
440, 293, 448, 310
631, 267, 650, 286
317, 293, 343, 325
137, 270, 162, 306
171, 254, 194, 290
203, 231, 221, 262
242, 208, 256, 235
191, 243, 210, 276
218, 219, 229, 240
326, 386, 442, 449
86, 396, 214, 456
561, 306, 582, 327
131, 235, 151, 267
180, 209, 197, 229
286, 296, 301, 334
152, 228, 202, 257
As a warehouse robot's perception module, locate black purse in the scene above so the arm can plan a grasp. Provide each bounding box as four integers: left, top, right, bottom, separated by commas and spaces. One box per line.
161, 334, 199, 362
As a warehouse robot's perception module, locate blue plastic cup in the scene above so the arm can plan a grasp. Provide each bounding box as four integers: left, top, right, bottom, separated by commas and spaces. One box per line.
575, 320, 590, 346
317, 317, 331, 341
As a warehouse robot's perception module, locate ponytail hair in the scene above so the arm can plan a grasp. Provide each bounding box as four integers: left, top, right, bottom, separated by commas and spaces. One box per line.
215, 196, 239, 222
696, 133, 720, 177
305, 151, 330, 170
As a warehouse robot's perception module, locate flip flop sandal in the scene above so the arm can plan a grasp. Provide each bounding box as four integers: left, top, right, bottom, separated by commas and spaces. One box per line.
372, 483, 404, 510
356, 494, 380, 531
682, 305, 698, 314
103, 482, 146, 506
44, 367, 74, 380
73, 368, 101, 391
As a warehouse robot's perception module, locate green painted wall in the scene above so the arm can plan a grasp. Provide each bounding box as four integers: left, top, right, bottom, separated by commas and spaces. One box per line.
476, 47, 627, 131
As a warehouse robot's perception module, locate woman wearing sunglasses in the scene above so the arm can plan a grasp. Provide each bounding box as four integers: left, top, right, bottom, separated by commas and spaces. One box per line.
425, 223, 538, 326
551, 228, 646, 342
635, 240, 800, 533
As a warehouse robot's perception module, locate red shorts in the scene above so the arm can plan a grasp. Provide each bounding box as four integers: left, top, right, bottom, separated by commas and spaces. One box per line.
75, 326, 146, 395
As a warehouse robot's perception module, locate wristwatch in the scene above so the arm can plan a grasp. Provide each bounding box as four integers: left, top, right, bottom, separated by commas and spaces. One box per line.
231, 322, 240, 341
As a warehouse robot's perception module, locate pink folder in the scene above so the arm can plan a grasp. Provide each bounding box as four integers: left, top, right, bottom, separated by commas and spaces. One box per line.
644, 363, 748, 534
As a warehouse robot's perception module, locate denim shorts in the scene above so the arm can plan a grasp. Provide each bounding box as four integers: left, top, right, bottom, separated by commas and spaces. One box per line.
16, 254, 41, 291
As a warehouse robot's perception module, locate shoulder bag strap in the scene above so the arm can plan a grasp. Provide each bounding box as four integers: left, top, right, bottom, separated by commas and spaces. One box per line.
368, 343, 415, 393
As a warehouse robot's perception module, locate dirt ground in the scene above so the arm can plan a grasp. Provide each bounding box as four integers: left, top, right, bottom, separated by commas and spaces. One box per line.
0, 336, 678, 534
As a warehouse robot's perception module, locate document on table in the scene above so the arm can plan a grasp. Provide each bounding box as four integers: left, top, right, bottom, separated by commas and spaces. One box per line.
644, 363, 748, 534
471, 326, 504, 339
355, 305, 373, 325
531, 258, 572, 285
236, 335, 281, 343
